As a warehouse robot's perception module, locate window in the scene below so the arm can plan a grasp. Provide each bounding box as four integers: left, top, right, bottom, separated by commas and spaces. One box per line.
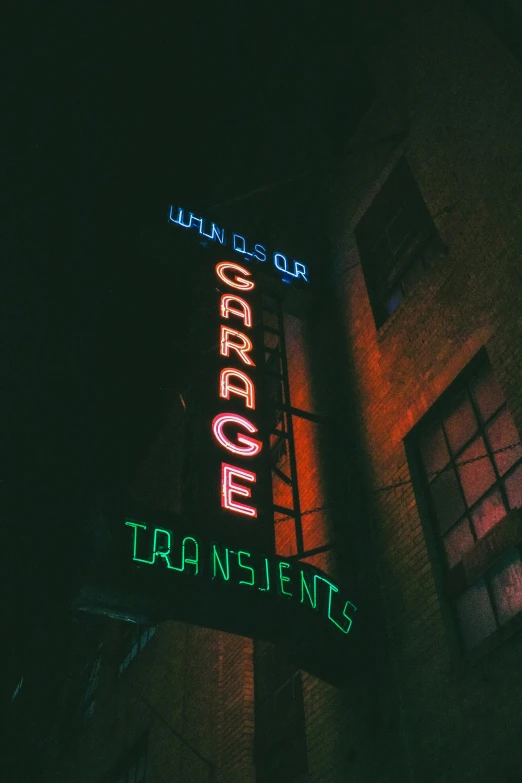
254, 641, 308, 783
119, 624, 157, 676
78, 644, 103, 724
414, 358, 522, 651
104, 733, 148, 783
355, 158, 442, 327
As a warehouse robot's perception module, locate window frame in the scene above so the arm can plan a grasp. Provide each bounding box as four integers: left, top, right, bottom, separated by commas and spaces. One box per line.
355, 157, 443, 328
408, 353, 522, 653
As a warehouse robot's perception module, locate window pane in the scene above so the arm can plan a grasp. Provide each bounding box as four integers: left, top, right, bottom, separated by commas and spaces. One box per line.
384, 284, 403, 316
387, 206, 410, 252
471, 366, 505, 422
471, 488, 507, 539
457, 436, 496, 507
491, 550, 522, 625
372, 235, 392, 271
444, 393, 478, 454
504, 463, 522, 510
430, 467, 466, 533
486, 408, 522, 475
455, 579, 497, 650
443, 519, 475, 568
420, 425, 450, 478
401, 256, 425, 293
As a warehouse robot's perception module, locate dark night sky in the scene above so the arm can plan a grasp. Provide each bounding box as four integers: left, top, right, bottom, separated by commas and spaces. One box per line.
2, 1, 364, 678
0, 9, 382, 771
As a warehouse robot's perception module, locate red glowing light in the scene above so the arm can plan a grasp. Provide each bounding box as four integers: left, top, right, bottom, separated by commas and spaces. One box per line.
221, 462, 257, 517
212, 413, 262, 457
219, 368, 255, 410
216, 262, 255, 291
220, 326, 255, 366
220, 294, 253, 328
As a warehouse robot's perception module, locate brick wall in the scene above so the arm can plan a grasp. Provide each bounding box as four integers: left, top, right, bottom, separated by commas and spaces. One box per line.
268, 305, 367, 782
324, 1, 522, 780
53, 618, 257, 783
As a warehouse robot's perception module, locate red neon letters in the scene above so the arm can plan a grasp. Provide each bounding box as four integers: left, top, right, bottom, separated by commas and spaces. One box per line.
221, 463, 257, 517
216, 262, 254, 291
215, 262, 260, 518
219, 368, 255, 409
220, 294, 252, 328
212, 413, 262, 457
220, 326, 255, 367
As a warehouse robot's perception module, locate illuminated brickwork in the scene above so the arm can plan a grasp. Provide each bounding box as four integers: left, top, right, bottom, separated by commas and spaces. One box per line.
272, 313, 332, 562
324, 1, 522, 781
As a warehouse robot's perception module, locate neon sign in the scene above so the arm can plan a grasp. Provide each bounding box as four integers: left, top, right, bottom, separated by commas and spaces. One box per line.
221, 463, 257, 517
169, 206, 309, 284
214, 261, 260, 519
125, 519, 357, 635
212, 414, 262, 457
219, 368, 255, 409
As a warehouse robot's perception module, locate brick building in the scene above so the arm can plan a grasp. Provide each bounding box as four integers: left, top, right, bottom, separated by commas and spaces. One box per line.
17, 2, 522, 782
323, 1, 522, 780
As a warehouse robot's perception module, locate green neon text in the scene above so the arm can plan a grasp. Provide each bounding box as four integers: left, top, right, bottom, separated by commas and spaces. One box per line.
300, 569, 317, 608
212, 544, 230, 581
278, 562, 292, 597
237, 550, 255, 586
181, 537, 199, 575
258, 557, 270, 592
126, 520, 155, 564
153, 527, 174, 568
300, 571, 357, 633
323, 578, 357, 634
124, 521, 356, 635
152, 529, 199, 575
125, 521, 198, 574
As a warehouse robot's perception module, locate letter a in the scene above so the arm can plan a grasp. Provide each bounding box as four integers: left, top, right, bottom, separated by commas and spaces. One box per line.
220, 326, 255, 366
220, 368, 255, 409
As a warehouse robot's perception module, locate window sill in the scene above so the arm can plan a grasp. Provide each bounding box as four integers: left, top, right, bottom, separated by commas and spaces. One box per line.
376, 293, 410, 340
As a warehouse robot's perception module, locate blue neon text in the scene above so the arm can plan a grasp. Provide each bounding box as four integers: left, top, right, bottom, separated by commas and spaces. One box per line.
169, 206, 309, 283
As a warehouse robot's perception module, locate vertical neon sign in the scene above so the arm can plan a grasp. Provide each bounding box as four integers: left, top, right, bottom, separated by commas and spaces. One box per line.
212, 261, 260, 518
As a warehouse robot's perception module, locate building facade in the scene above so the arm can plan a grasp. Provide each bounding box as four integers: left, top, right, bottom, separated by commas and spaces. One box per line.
25, 2, 522, 782
324, 1, 522, 780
